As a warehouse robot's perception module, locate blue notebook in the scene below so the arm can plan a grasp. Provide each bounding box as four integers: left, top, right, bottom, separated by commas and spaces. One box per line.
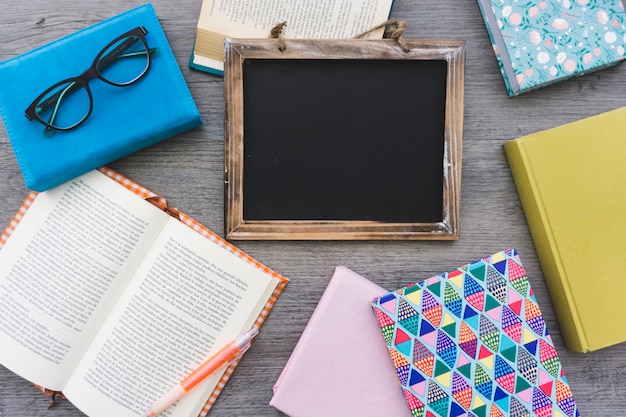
0, 3, 202, 191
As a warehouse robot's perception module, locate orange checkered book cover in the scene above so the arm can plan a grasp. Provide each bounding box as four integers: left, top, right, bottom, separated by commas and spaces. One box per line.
0, 166, 288, 417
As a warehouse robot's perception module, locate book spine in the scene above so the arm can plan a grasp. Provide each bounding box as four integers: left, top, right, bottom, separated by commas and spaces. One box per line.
474, 0, 518, 96
503, 139, 588, 353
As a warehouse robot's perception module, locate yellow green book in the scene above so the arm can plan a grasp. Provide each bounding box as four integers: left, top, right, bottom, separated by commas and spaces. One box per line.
504, 106, 626, 353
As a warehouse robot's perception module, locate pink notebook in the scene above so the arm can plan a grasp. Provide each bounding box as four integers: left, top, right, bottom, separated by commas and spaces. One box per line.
270, 266, 411, 417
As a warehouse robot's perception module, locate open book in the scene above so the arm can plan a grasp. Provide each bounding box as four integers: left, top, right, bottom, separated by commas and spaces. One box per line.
190, 0, 395, 75
0, 167, 288, 417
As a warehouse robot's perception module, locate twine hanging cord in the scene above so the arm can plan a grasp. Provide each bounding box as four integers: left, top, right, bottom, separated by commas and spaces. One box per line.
268, 19, 410, 52
355, 20, 409, 52
269, 21, 288, 51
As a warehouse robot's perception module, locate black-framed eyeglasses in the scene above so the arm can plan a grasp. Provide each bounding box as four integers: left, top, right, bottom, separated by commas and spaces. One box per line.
25, 26, 158, 137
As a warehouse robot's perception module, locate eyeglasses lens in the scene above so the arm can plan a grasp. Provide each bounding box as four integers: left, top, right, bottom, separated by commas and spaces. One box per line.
35, 81, 91, 132
96, 35, 150, 85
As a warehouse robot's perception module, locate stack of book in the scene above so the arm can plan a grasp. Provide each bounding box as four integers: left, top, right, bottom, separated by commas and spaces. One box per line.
272, 250, 580, 416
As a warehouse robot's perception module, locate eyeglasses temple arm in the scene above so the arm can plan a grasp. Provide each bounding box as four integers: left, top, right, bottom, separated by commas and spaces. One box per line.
98, 35, 158, 69
42, 81, 77, 137
36, 82, 83, 116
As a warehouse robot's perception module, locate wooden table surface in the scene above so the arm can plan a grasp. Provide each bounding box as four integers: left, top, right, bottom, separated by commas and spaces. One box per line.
1, 1, 625, 416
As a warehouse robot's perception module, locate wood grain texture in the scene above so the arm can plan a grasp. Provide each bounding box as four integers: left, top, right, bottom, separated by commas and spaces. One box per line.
1, 0, 625, 416
223, 38, 465, 240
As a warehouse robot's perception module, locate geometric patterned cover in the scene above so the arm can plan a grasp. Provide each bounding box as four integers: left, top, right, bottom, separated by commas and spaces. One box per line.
371, 249, 579, 417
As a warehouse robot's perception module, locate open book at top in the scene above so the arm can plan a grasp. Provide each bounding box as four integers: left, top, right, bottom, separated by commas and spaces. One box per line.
0, 168, 287, 417
191, 0, 395, 74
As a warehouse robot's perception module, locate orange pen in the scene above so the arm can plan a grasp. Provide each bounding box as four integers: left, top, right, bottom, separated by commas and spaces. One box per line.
146, 327, 259, 417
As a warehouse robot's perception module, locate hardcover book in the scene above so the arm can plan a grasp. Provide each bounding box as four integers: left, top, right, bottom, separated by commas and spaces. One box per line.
504, 107, 626, 352
475, 0, 626, 96
0, 167, 288, 417
371, 249, 579, 417
270, 266, 411, 417
0, 4, 202, 191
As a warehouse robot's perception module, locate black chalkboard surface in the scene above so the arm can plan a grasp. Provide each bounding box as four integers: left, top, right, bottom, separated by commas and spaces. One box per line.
242, 59, 447, 223
224, 39, 465, 240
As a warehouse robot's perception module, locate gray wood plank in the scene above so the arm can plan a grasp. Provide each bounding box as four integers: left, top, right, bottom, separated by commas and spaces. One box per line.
1, 1, 625, 416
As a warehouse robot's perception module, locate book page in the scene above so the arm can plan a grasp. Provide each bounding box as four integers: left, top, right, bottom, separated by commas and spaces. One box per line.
0, 170, 169, 390
63, 217, 279, 417
193, 0, 393, 70
200, 0, 392, 38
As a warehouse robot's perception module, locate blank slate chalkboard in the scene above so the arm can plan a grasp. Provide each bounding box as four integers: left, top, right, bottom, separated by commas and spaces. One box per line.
224, 39, 465, 240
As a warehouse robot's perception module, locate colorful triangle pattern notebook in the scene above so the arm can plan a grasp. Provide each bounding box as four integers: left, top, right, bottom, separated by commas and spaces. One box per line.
371, 249, 579, 417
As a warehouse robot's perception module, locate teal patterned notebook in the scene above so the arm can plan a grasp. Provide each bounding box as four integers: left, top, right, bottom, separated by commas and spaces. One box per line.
371, 249, 579, 417
476, 0, 626, 96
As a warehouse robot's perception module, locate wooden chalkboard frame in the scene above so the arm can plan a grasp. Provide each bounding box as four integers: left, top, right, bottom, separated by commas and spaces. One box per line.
224, 38, 465, 240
